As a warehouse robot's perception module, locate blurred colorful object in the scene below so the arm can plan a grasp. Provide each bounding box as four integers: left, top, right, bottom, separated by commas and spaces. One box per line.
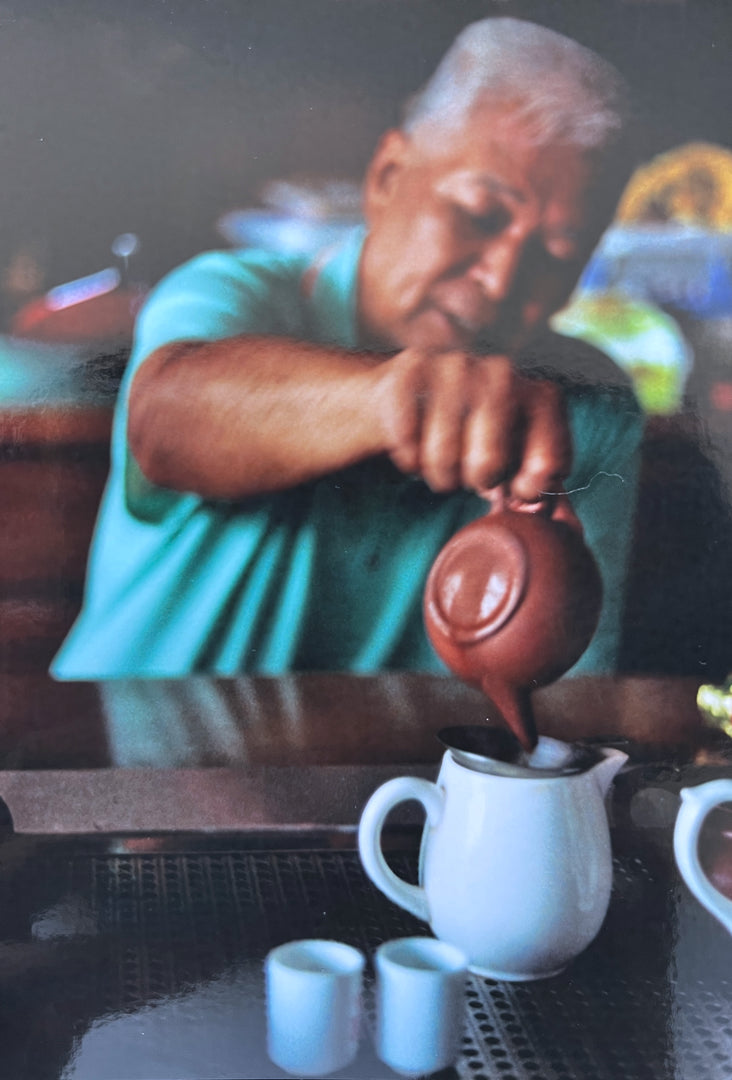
216, 209, 358, 257
616, 142, 732, 229
578, 144, 732, 320
697, 679, 732, 741
9, 234, 146, 346
11, 269, 145, 345
579, 226, 732, 320
552, 292, 692, 413
217, 177, 363, 256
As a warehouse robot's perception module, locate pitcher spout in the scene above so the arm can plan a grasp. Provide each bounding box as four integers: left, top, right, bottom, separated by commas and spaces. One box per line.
591, 747, 628, 798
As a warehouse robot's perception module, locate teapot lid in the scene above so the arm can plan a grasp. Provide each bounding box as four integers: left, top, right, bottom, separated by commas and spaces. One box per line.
437, 725, 604, 778
426, 525, 528, 644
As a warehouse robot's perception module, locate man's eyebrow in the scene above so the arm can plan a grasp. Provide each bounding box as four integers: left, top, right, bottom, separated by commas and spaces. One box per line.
472, 174, 527, 203
437, 170, 526, 203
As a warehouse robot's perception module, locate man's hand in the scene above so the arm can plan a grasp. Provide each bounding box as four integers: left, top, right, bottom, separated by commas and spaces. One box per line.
369, 349, 572, 502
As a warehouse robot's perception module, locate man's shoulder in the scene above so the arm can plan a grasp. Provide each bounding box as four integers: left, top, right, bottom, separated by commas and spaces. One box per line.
130, 247, 314, 353
520, 329, 636, 394
153, 246, 312, 298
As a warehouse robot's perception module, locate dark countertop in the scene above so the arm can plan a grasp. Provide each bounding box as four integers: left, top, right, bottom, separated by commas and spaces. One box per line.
0, 673, 728, 1080
0, 672, 714, 772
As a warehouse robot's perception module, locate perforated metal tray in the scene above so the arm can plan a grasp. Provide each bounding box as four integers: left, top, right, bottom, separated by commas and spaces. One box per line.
0, 831, 730, 1079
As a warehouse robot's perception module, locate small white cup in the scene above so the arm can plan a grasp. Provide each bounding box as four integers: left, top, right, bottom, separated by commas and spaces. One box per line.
674, 779, 732, 935
375, 936, 468, 1077
265, 939, 365, 1077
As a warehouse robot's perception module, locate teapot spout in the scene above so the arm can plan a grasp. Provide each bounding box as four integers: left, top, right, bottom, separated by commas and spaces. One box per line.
591, 747, 628, 797
480, 678, 537, 752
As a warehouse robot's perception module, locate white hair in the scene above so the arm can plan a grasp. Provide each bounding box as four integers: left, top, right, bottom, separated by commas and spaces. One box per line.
402, 18, 630, 154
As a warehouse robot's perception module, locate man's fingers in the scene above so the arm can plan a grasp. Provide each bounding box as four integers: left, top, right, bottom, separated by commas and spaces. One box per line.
460, 357, 519, 491
375, 349, 572, 499
377, 351, 423, 475
509, 379, 572, 502
418, 353, 469, 491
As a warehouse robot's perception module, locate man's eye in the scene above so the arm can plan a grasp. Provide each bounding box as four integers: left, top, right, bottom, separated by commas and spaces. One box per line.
457, 204, 507, 235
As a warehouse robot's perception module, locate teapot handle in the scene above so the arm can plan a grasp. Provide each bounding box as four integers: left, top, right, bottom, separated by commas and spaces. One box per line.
481, 484, 583, 532
358, 777, 444, 924
673, 780, 732, 934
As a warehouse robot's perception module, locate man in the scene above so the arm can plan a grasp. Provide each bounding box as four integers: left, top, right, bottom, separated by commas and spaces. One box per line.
53, 17, 642, 681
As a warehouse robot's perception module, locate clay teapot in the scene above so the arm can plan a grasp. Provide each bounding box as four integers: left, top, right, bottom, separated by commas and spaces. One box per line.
423, 489, 602, 749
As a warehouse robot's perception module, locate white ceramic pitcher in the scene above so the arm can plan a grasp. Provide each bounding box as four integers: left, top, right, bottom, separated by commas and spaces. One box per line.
673, 779, 732, 935
358, 735, 627, 981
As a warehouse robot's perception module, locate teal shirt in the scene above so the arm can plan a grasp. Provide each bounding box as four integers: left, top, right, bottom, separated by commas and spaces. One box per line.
52, 228, 642, 682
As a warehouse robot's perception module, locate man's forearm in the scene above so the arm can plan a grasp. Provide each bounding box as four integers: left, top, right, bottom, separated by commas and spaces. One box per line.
127, 336, 389, 499
128, 336, 574, 504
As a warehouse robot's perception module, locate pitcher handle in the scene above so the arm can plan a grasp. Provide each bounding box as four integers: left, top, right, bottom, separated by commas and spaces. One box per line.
673, 780, 732, 933
358, 777, 444, 924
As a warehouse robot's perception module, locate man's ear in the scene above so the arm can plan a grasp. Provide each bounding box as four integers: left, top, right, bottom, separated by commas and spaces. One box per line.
363, 129, 410, 223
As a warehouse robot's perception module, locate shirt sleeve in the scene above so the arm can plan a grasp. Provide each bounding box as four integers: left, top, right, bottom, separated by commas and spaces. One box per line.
116, 248, 308, 520
129, 249, 308, 372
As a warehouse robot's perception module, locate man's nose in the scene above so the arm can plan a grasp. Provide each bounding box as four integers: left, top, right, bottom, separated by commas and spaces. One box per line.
468, 233, 527, 302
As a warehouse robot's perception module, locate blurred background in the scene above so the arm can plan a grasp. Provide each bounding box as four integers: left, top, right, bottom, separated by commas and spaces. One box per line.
2, 0, 732, 681
0, 0, 728, 286
2, 1, 732, 420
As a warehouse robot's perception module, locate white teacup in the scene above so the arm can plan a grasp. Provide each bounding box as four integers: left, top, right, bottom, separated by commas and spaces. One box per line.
375, 937, 467, 1077
674, 779, 732, 935
265, 939, 364, 1076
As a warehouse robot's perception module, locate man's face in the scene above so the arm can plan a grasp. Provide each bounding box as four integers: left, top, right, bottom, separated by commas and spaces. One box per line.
359, 103, 614, 354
